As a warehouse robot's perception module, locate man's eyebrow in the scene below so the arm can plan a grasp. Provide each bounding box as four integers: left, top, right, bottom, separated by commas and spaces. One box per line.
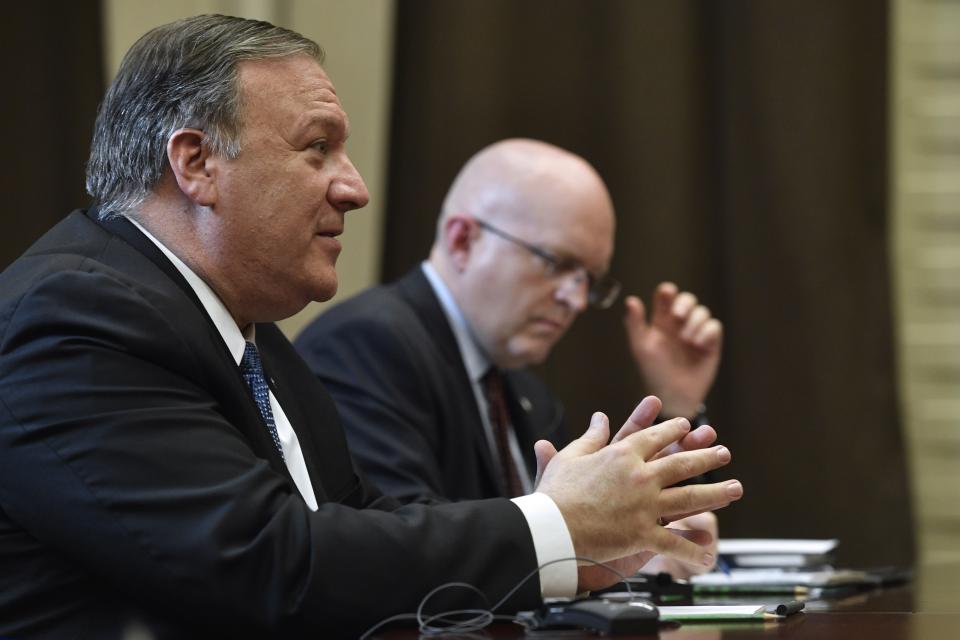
548, 245, 607, 278
298, 111, 347, 137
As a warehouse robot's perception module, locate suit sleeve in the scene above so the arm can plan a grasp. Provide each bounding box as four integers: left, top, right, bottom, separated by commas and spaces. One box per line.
0, 270, 541, 637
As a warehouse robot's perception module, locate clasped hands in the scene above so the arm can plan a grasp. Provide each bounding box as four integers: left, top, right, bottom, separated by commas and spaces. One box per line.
533, 395, 742, 592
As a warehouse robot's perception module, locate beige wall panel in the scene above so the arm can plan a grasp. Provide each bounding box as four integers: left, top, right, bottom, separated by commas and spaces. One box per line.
279, 1, 394, 338
892, 0, 960, 570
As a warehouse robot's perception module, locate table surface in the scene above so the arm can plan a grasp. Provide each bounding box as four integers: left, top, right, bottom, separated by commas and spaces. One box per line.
374, 560, 960, 639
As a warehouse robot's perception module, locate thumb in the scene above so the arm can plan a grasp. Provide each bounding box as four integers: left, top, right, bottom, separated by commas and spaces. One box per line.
611, 395, 662, 443
560, 411, 610, 458
533, 439, 558, 488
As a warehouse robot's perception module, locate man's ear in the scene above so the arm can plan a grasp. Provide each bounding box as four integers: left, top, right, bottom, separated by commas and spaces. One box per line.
442, 214, 478, 272
166, 128, 219, 207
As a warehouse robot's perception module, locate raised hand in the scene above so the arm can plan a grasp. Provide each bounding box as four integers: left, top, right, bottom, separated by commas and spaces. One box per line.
623, 283, 722, 418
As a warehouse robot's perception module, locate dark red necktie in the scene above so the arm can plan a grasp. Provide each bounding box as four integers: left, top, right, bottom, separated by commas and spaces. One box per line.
481, 368, 525, 497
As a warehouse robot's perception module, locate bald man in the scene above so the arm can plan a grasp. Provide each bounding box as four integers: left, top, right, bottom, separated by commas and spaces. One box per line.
295, 139, 722, 534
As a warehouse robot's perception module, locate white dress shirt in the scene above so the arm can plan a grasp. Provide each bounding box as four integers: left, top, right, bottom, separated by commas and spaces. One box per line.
421, 262, 577, 597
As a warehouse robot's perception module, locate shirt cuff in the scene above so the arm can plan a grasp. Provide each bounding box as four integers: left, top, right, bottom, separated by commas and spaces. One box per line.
511, 492, 578, 599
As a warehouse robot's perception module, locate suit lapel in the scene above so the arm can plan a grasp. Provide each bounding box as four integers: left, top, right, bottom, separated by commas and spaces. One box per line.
394, 269, 464, 371
91, 209, 292, 478
502, 373, 538, 479
394, 268, 503, 494
257, 323, 365, 503
94, 209, 206, 313
256, 328, 329, 502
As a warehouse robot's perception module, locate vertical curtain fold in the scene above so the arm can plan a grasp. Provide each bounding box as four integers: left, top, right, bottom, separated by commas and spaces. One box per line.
385, 0, 912, 567
1, 4, 104, 269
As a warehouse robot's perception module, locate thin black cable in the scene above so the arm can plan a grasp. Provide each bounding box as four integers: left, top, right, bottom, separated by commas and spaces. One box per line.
359, 556, 635, 639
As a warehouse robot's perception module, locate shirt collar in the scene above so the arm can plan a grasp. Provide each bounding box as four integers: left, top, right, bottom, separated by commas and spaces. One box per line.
420, 261, 491, 383
127, 217, 250, 365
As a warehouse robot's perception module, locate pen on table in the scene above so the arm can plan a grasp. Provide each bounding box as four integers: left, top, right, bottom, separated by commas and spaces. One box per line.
768, 600, 805, 616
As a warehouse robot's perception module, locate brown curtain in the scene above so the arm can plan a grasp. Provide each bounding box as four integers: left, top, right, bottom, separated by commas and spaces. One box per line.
0, 4, 104, 268
383, 0, 913, 568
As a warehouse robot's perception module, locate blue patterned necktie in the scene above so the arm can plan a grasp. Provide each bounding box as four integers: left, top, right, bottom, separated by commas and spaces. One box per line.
239, 341, 285, 460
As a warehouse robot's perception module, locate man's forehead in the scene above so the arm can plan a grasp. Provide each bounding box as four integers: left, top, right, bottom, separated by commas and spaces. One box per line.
236, 56, 350, 133
237, 56, 342, 107
511, 183, 616, 273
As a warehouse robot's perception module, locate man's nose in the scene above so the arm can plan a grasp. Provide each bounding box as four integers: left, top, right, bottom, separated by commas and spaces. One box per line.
554, 268, 590, 312
330, 155, 370, 212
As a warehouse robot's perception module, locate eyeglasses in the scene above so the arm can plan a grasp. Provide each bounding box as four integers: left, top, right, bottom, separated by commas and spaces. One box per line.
474, 219, 621, 309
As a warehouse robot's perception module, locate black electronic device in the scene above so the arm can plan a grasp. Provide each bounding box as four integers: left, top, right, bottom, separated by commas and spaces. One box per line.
593, 571, 694, 604
523, 599, 659, 636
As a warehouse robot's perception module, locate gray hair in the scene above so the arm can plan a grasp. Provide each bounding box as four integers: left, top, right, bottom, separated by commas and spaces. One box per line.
85, 14, 323, 219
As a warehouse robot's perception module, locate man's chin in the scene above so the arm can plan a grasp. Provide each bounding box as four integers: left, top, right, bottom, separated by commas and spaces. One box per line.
500, 342, 554, 369
308, 273, 338, 303
265, 281, 337, 322
315, 283, 338, 303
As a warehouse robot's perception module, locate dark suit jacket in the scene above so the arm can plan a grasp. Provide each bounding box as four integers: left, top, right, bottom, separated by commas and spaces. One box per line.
0, 211, 541, 639
295, 268, 568, 503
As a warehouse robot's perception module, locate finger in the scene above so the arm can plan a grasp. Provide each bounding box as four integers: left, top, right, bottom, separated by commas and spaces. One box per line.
650, 424, 716, 461
558, 412, 611, 458
533, 439, 559, 488
622, 295, 648, 343
651, 282, 678, 327
610, 395, 662, 444
671, 511, 718, 532
677, 425, 717, 451
665, 526, 713, 547
648, 445, 732, 488
650, 425, 717, 460
680, 305, 711, 341
678, 512, 719, 543
693, 318, 723, 351
648, 526, 718, 577
671, 291, 698, 322
615, 552, 659, 579
658, 479, 744, 520
646, 526, 716, 568
620, 417, 691, 460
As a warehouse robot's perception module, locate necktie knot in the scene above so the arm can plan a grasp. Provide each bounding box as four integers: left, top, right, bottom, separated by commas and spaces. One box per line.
240, 341, 263, 376
239, 341, 285, 460
481, 367, 505, 400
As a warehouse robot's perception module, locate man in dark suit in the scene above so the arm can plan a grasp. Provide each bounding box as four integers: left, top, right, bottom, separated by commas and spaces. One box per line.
295, 140, 724, 576
0, 15, 741, 639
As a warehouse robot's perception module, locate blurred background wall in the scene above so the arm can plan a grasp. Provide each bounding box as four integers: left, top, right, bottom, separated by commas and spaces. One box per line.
381, 0, 910, 569
1, 0, 957, 575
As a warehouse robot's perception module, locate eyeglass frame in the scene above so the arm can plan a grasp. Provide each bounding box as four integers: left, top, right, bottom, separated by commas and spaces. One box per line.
472, 218, 621, 309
